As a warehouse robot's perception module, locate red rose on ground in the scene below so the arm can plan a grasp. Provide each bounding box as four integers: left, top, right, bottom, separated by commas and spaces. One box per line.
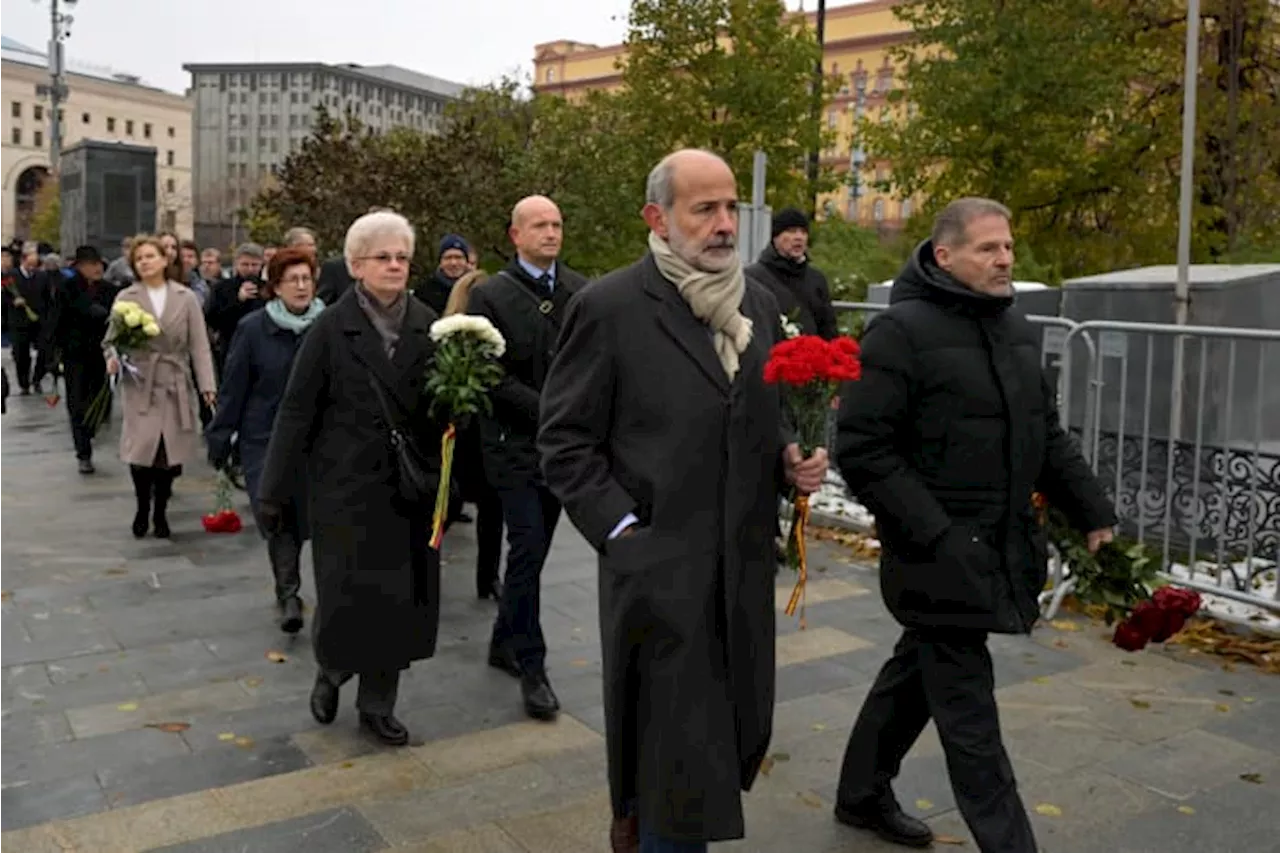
1153, 586, 1202, 618
1129, 600, 1169, 641
1154, 611, 1187, 642
1113, 619, 1149, 652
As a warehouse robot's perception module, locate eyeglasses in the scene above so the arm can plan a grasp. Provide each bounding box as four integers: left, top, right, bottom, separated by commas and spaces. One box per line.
279, 275, 314, 286
358, 252, 412, 265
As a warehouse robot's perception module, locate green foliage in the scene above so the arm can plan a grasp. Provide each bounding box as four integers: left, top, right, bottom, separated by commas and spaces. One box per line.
865, 0, 1280, 279
1044, 506, 1159, 626
29, 181, 60, 248
621, 0, 839, 208
424, 321, 506, 426
807, 217, 907, 303
242, 1, 839, 277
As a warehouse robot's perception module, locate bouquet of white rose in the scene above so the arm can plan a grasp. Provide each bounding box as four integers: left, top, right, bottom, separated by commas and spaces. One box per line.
83, 301, 161, 430
424, 314, 506, 548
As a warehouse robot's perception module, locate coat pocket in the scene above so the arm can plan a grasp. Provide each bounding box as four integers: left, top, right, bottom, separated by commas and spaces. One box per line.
888, 526, 1000, 618
602, 526, 655, 575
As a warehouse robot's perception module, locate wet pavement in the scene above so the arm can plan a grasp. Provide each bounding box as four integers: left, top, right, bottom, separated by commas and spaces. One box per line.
3, 385, 1279, 852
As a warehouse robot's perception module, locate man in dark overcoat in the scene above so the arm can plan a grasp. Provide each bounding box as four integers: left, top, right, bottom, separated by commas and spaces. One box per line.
831, 197, 1116, 851
41, 246, 119, 473
4, 242, 52, 394
467, 195, 586, 722
258, 210, 442, 746
538, 149, 828, 853
745, 207, 838, 339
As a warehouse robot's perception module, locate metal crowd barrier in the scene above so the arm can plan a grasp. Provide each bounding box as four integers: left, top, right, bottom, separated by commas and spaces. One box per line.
831, 302, 1280, 614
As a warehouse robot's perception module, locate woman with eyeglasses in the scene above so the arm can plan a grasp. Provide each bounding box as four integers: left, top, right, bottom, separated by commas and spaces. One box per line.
257, 210, 444, 746
207, 247, 324, 634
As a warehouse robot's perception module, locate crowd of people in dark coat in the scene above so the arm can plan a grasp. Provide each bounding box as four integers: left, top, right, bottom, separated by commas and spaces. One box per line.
4, 151, 1117, 853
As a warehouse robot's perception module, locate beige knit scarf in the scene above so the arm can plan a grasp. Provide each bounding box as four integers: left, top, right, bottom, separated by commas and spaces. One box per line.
648, 231, 753, 380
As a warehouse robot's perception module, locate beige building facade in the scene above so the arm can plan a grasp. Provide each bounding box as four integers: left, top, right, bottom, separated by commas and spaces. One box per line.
533, 0, 916, 228
1, 37, 193, 245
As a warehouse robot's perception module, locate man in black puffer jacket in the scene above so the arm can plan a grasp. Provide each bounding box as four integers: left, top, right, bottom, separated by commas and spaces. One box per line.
746, 207, 838, 339
831, 198, 1116, 853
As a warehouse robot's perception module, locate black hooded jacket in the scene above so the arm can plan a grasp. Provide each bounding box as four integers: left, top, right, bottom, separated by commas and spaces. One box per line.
835, 240, 1115, 634
745, 244, 838, 339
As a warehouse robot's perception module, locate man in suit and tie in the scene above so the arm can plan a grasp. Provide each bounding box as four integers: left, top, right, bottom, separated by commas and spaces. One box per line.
466, 195, 587, 722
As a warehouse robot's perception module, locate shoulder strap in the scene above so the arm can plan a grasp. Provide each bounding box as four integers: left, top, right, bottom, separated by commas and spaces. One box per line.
494, 270, 562, 327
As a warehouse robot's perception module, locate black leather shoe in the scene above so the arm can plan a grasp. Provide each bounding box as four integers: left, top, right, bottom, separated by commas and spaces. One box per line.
152, 511, 170, 539
78, 458, 95, 474
477, 578, 502, 601
521, 673, 560, 721
359, 712, 409, 746
487, 644, 522, 679
131, 512, 149, 539
835, 799, 934, 849
280, 597, 304, 634
309, 675, 339, 725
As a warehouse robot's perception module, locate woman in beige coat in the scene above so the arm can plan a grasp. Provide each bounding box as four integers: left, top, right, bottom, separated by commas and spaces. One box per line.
106, 235, 217, 538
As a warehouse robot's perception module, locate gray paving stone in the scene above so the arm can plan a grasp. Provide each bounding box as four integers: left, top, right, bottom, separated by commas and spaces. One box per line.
0, 773, 107, 830
177, 698, 321, 751
1101, 729, 1280, 800
147, 807, 388, 853
989, 632, 1088, 687
2, 670, 151, 715
98, 734, 314, 808
1103, 773, 1279, 853
2, 725, 193, 786
0, 708, 73, 750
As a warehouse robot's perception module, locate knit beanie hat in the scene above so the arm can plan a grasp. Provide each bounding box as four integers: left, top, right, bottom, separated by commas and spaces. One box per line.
438, 234, 470, 261
771, 207, 810, 238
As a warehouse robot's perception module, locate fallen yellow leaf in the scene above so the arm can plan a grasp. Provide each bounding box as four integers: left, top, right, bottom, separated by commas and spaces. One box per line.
1215, 703, 1231, 713
1130, 699, 1151, 710
915, 798, 934, 811
144, 721, 190, 733
234, 736, 254, 748
1034, 803, 1062, 817
1242, 697, 1256, 704
340, 761, 354, 769
797, 791, 824, 809
570, 659, 589, 667
1177, 805, 1195, 815
116, 702, 139, 712
242, 676, 264, 688
935, 835, 968, 846
811, 723, 826, 732
217, 733, 236, 741
265, 651, 287, 663
1032, 677, 1050, 684
758, 756, 775, 777
1049, 619, 1081, 632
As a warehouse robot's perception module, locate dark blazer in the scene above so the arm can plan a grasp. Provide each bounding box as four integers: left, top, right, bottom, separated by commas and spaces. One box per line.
315, 256, 354, 306
539, 255, 787, 843
4, 267, 50, 329
836, 241, 1115, 634
258, 288, 442, 673
466, 258, 586, 489
745, 244, 838, 339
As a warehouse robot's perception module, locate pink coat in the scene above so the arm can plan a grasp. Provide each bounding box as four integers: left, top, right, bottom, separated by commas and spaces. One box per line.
105, 281, 216, 468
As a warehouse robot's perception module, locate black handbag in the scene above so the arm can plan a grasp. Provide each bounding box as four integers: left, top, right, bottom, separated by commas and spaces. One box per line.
367, 375, 438, 505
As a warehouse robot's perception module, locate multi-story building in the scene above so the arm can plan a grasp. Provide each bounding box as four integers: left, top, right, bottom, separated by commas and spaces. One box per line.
183, 62, 465, 249
1, 36, 194, 244
533, 0, 914, 228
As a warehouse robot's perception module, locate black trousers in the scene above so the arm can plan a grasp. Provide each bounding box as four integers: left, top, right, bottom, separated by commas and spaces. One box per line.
491, 483, 561, 674
64, 358, 106, 460
320, 668, 400, 716
255, 501, 302, 603
474, 487, 504, 596
836, 629, 1037, 853
11, 322, 46, 390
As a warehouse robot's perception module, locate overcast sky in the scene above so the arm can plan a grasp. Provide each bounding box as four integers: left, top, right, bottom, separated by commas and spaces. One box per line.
2, 0, 821, 95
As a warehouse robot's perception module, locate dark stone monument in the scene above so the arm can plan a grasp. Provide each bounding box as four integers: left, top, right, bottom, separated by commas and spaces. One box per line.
59, 141, 157, 260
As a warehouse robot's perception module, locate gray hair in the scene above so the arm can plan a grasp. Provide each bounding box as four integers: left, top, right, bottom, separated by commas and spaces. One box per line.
234, 242, 264, 259
646, 149, 731, 210
283, 226, 315, 246
343, 210, 415, 273
42, 253, 63, 269
21, 241, 39, 257
931, 197, 1012, 247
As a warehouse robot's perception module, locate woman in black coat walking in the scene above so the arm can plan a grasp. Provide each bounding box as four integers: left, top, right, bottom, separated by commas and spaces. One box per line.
258, 210, 443, 746
207, 247, 325, 634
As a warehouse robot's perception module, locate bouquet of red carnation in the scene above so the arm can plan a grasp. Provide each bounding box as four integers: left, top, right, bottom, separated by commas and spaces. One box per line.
201, 470, 243, 534
1112, 585, 1202, 651
764, 333, 862, 622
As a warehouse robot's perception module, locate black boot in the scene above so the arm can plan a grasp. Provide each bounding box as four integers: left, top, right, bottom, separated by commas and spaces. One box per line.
151, 469, 173, 538
129, 466, 152, 538
835, 793, 934, 849
267, 514, 304, 633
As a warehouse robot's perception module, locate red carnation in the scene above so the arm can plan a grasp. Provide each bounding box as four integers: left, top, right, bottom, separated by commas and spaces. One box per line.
1113, 619, 1149, 652
1152, 586, 1202, 618
1129, 600, 1170, 641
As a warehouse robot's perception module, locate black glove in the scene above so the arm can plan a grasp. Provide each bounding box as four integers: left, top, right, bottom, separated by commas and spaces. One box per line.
207, 447, 229, 471
258, 500, 283, 535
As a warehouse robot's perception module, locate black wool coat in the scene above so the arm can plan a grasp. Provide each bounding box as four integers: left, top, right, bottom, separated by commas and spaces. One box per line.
836, 241, 1116, 634
539, 255, 789, 843
745, 244, 838, 339
466, 259, 586, 490
258, 288, 443, 672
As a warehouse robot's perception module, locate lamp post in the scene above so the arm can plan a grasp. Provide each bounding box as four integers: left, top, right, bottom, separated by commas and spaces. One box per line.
806, 0, 826, 218
44, 0, 76, 174
1169, 0, 1201, 444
